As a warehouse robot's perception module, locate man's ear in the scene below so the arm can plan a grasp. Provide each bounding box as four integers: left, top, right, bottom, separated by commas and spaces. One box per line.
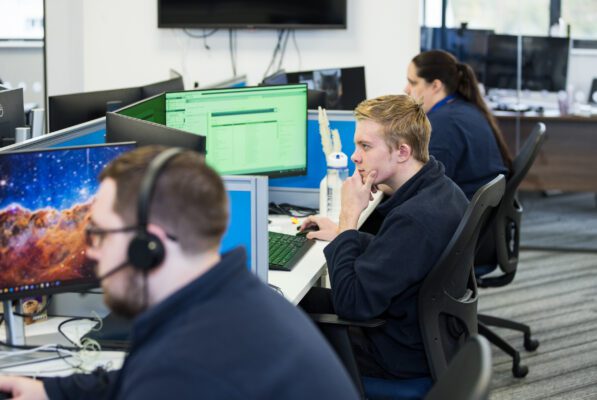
146, 224, 168, 242
393, 143, 412, 163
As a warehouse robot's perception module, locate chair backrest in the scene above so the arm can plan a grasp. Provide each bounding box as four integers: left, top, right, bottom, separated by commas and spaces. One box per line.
424, 335, 492, 400
419, 175, 505, 381
477, 123, 546, 286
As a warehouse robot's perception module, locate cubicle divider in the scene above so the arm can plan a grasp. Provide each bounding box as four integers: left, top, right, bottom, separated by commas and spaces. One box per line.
269, 109, 357, 209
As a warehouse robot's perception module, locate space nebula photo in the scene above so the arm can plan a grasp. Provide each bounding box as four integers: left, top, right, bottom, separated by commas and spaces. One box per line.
0, 144, 134, 294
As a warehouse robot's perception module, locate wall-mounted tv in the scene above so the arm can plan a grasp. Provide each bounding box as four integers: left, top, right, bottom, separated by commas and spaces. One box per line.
157, 0, 347, 30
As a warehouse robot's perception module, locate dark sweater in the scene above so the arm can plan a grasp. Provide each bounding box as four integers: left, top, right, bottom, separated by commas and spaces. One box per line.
427, 96, 508, 199
44, 248, 359, 400
324, 157, 468, 378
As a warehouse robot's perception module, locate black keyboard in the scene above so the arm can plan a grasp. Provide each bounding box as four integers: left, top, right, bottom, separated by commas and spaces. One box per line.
269, 231, 315, 271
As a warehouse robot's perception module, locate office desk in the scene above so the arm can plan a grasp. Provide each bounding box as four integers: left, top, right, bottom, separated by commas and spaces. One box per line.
495, 111, 597, 192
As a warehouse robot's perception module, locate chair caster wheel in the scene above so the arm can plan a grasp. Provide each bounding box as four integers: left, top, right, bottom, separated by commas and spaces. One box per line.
512, 363, 529, 378
524, 337, 540, 352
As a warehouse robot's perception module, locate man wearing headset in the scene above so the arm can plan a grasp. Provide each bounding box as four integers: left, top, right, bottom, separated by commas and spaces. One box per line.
0, 146, 359, 399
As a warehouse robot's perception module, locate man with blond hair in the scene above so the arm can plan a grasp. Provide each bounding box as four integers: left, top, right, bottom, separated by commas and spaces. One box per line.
299, 95, 468, 381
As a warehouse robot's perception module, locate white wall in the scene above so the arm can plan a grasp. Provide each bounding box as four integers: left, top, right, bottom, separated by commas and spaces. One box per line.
46, 0, 419, 98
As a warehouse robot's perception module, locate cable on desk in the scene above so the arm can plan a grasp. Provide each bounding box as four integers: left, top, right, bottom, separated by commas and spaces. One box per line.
269, 202, 318, 217
268, 284, 284, 297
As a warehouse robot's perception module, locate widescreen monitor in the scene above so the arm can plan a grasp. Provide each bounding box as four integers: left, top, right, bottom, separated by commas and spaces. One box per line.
106, 112, 206, 154
285, 66, 366, 110
49, 87, 141, 133
165, 84, 307, 177
520, 36, 569, 92
0, 143, 135, 302
485, 34, 519, 90
0, 88, 25, 148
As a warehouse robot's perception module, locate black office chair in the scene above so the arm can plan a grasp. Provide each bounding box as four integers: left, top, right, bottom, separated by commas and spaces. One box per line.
475, 122, 547, 378
424, 335, 492, 400
311, 175, 505, 400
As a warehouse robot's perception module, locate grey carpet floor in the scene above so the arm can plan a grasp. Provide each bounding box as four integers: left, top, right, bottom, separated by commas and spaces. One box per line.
480, 250, 597, 399
520, 192, 597, 252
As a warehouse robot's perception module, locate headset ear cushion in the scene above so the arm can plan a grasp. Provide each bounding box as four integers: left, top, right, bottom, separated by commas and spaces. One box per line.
128, 232, 165, 272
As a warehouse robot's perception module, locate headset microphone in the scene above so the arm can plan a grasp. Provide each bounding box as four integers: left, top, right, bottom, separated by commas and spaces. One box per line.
96, 260, 130, 282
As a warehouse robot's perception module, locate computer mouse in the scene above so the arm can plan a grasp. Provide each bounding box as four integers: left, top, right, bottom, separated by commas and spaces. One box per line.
296, 225, 320, 237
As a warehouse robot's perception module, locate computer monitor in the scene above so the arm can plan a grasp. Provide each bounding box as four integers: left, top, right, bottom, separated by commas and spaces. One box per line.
0, 88, 26, 148
485, 34, 519, 90
106, 112, 206, 153
262, 70, 289, 85
0, 117, 108, 153
165, 84, 307, 177
485, 34, 570, 92
49, 87, 142, 133
0, 143, 136, 301
116, 93, 167, 125
420, 27, 492, 84
141, 76, 185, 98
220, 175, 269, 283
520, 36, 569, 92
285, 66, 366, 110
0, 143, 135, 349
202, 75, 248, 89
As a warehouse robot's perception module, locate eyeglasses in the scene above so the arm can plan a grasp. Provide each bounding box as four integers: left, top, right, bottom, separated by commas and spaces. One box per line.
85, 224, 179, 249
85, 225, 139, 249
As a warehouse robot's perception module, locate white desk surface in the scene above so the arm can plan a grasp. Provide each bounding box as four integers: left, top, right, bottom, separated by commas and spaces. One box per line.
0, 317, 125, 377
267, 215, 328, 305
267, 191, 383, 305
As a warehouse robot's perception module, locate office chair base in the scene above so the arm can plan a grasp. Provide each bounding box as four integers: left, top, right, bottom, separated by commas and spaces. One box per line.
478, 314, 540, 352
478, 322, 529, 378
524, 335, 540, 352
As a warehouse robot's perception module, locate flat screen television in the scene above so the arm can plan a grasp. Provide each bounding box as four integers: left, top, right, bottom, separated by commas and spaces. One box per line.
157, 0, 347, 29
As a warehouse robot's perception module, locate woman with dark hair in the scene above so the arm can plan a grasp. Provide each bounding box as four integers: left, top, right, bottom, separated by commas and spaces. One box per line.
405, 50, 511, 199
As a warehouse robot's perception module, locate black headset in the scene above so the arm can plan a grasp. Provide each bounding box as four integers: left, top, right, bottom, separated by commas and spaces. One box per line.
127, 148, 184, 272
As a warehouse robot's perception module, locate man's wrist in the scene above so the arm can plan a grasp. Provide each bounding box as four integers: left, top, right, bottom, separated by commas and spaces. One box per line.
338, 210, 360, 232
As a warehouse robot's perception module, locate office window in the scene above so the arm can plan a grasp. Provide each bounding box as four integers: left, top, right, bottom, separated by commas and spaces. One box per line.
421, 0, 549, 36
562, 1, 597, 39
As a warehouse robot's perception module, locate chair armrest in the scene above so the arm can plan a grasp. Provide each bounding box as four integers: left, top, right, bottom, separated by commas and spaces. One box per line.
310, 313, 385, 329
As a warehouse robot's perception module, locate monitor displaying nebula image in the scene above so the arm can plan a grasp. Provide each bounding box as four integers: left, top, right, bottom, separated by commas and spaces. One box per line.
0, 143, 135, 300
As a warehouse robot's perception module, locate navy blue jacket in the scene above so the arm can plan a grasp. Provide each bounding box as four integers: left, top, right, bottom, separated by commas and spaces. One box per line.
44, 248, 359, 400
427, 96, 508, 199
324, 157, 468, 378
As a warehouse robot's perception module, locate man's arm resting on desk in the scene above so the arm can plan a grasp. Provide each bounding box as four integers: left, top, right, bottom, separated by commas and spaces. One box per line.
43, 370, 118, 400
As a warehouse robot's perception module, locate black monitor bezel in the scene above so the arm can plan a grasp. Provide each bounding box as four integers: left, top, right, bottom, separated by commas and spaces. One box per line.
0, 142, 136, 301
164, 83, 308, 179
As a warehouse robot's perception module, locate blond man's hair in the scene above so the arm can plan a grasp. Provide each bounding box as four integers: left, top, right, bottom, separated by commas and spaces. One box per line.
354, 95, 431, 163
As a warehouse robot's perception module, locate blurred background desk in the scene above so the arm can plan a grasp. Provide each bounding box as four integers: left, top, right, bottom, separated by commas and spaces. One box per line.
495, 111, 597, 192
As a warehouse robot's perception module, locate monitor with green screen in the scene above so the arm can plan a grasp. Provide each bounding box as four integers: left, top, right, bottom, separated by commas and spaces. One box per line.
118, 93, 166, 125
165, 84, 307, 177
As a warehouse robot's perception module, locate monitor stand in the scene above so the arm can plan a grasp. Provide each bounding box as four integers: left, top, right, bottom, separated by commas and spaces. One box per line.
0, 300, 71, 370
